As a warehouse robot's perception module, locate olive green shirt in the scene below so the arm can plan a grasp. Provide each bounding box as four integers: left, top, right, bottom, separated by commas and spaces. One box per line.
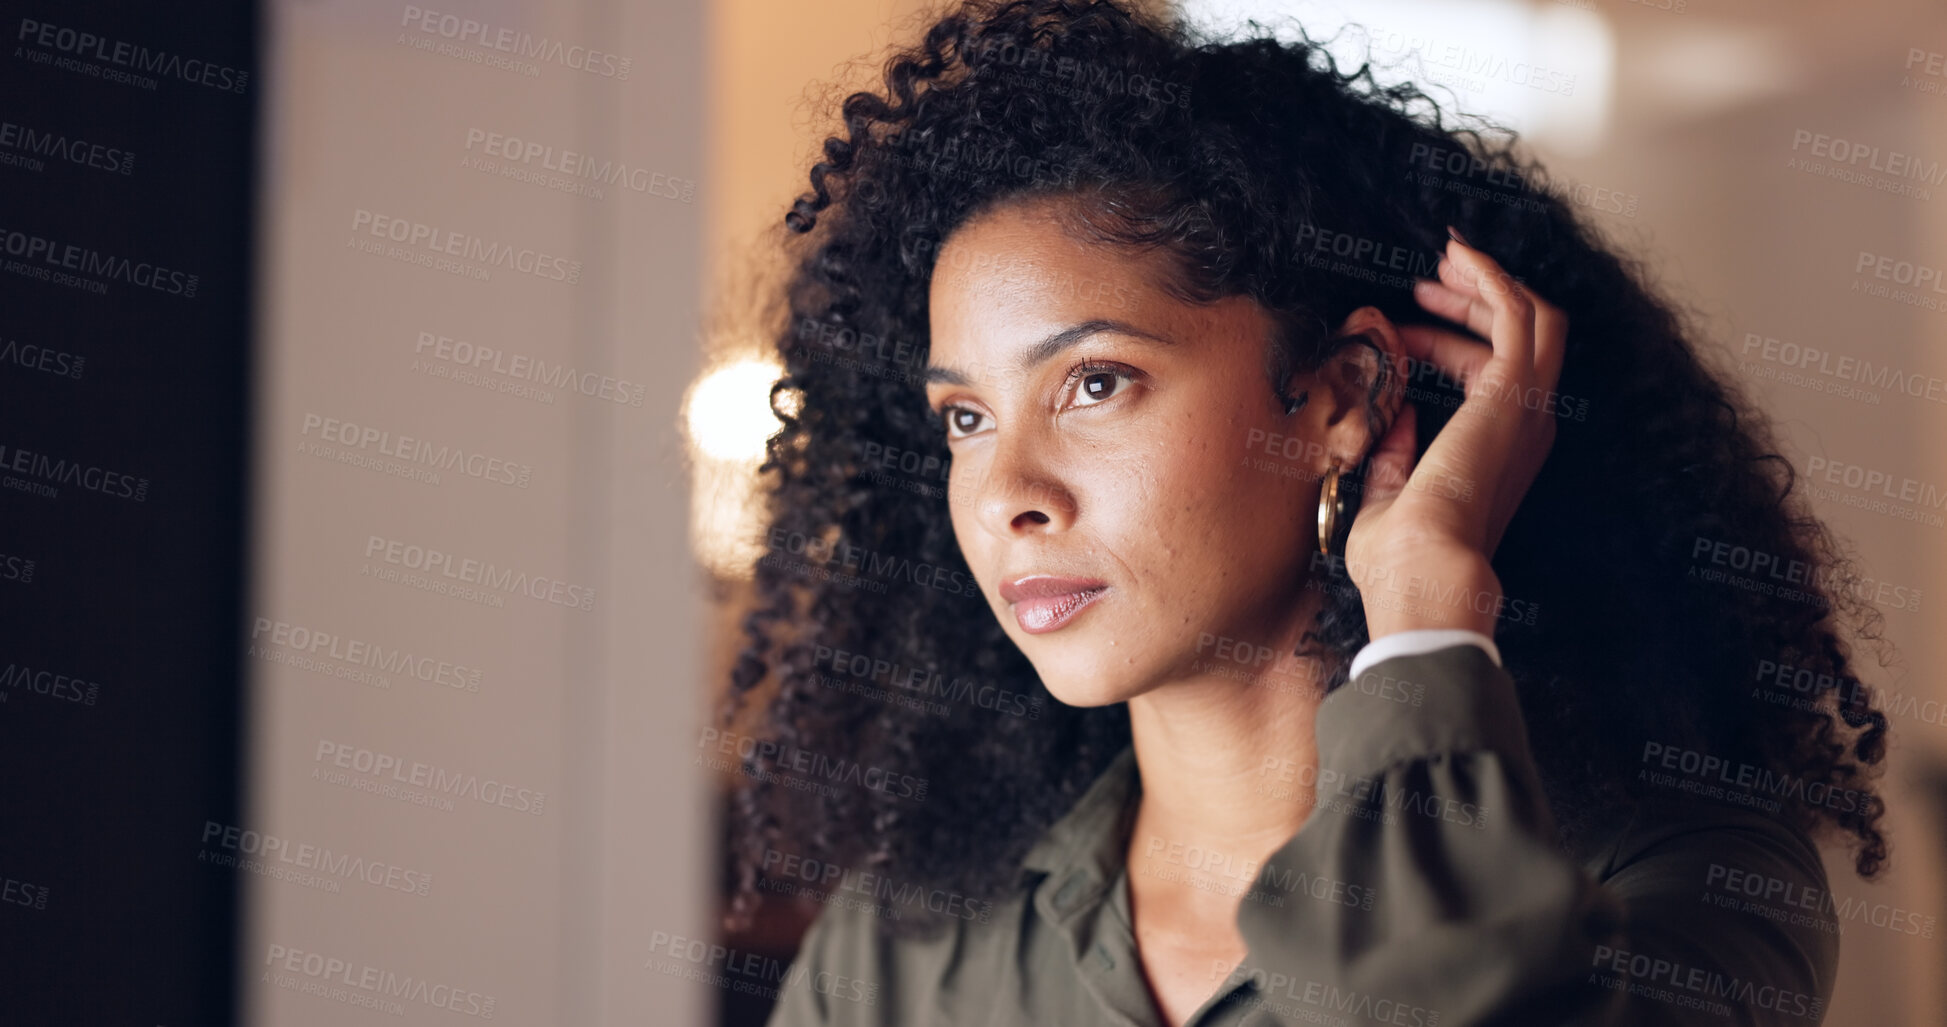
765, 644, 1838, 1026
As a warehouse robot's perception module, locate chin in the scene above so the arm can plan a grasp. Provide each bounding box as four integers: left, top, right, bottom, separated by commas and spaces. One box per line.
985, 593, 1164, 707
1038, 674, 1142, 709
1011, 638, 1154, 709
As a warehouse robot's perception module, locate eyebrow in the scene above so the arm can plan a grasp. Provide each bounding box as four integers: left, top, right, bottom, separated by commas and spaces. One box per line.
922, 319, 1175, 387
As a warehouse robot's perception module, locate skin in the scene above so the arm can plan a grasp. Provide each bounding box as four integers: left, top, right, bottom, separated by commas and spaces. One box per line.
925, 195, 1565, 1027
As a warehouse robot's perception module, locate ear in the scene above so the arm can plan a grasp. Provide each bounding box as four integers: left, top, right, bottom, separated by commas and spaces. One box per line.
1281, 306, 1407, 471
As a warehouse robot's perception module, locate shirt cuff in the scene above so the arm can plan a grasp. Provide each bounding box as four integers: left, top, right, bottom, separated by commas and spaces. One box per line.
1319, 641, 1534, 785
1350, 629, 1501, 682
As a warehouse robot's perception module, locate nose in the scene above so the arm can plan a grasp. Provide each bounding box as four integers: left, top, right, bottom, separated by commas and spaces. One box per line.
964, 432, 1076, 539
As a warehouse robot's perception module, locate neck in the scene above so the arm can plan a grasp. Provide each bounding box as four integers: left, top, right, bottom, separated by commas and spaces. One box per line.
1124, 615, 1327, 897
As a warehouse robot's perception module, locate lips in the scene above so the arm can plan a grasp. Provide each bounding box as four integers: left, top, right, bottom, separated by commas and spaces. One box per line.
1000, 575, 1108, 635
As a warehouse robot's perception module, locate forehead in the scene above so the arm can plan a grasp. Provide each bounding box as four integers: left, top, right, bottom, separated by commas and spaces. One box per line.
924, 198, 1275, 375
927, 200, 1166, 342
930, 200, 1098, 291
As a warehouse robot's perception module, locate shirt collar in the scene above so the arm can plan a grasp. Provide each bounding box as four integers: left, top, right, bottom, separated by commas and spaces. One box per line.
1021, 743, 1142, 884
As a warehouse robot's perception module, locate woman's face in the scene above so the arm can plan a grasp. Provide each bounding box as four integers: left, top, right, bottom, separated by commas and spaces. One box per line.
925, 198, 1361, 707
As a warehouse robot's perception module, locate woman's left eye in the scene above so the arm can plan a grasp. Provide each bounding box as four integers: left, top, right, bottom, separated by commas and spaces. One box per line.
1068, 363, 1138, 407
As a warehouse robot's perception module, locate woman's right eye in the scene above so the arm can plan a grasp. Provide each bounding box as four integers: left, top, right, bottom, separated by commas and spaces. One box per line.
941, 405, 991, 439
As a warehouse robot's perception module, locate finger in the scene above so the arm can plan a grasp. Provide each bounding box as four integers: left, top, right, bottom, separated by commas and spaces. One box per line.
1430, 247, 1569, 397
1441, 235, 1535, 369
1361, 401, 1417, 507
1430, 259, 1527, 386
1412, 277, 1496, 342
1397, 323, 1492, 393
1532, 296, 1568, 392
1433, 247, 1494, 303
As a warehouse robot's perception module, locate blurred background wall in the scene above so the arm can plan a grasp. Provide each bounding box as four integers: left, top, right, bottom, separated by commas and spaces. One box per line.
247, 0, 708, 1022
2, 0, 1942, 1024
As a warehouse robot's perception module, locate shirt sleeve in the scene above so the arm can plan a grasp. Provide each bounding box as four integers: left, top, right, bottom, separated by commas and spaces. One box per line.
1347, 628, 1500, 682
1228, 643, 1838, 1027
766, 903, 846, 1027
764, 900, 922, 1027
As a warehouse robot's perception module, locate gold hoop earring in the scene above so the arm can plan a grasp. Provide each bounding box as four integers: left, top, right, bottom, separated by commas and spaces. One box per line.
1317, 462, 1354, 557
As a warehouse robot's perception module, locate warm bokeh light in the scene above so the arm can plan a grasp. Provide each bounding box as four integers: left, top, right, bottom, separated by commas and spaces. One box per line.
686, 356, 784, 577
686, 357, 784, 462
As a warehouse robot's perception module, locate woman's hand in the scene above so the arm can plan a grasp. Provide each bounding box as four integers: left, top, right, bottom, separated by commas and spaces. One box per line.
1342, 229, 1566, 640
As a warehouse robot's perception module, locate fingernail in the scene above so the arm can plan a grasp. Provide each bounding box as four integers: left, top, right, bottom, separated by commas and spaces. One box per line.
1446, 225, 1472, 247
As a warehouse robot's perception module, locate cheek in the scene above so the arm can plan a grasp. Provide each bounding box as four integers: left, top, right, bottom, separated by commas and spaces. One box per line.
944, 468, 994, 580
1116, 415, 1300, 560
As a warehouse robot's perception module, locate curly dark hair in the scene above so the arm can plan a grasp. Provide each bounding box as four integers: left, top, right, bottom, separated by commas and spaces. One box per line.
718, 0, 1892, 939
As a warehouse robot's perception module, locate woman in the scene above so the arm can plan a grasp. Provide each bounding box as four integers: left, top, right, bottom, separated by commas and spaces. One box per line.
720, 1, 1891, 1024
